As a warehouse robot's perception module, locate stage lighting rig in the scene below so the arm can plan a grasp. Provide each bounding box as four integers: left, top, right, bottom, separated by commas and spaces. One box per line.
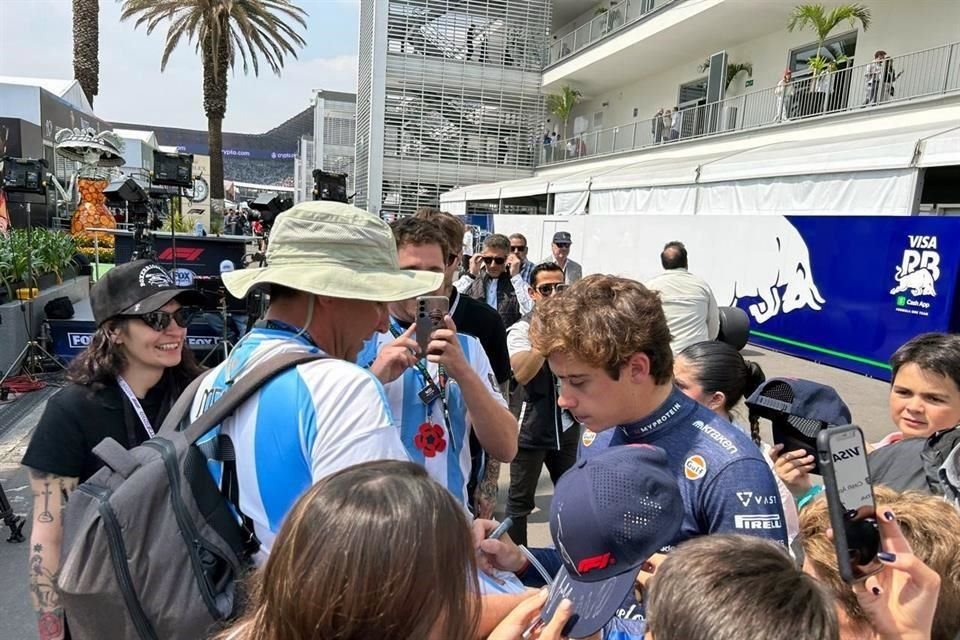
248, 192, 293, 229
312, 169, 349, 203
1, 157, 49, 194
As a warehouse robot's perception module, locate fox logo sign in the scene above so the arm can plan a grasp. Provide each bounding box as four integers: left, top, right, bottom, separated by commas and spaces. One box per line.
891, 236, 939, 298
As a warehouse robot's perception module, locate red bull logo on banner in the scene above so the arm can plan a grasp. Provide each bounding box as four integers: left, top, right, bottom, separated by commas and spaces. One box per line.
891, 235, 940, 317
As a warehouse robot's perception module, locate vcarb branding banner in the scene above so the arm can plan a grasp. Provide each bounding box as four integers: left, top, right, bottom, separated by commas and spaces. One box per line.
757, 217, 960, 381
492, 215, 960, 381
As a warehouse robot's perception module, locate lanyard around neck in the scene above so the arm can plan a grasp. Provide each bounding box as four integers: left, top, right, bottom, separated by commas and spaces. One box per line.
117, 376, 155, 439
388, 320, 456, 450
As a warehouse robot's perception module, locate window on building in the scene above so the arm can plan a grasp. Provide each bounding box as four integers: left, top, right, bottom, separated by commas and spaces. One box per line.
787, 30, 858, 117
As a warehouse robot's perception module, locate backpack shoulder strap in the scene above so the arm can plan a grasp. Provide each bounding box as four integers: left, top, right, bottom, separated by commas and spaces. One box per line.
160, 351, 327, 443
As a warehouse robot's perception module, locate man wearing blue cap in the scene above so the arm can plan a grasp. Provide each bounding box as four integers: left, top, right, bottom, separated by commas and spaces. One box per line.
544, 231, 582, 285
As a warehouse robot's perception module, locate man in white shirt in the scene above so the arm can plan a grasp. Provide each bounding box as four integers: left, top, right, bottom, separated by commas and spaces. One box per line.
645, 240, 720, 354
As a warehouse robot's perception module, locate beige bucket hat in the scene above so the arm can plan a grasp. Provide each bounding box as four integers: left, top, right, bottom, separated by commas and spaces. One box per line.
222, 201, 443, 302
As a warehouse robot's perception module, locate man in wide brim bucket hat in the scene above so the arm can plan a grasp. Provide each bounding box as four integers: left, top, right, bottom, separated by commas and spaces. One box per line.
223, 200, 443, 303
186, 201, 444, 559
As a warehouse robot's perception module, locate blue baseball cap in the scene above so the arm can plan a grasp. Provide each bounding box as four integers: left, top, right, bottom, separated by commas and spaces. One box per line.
541, 444, 684, 637
746, 377, 852, 426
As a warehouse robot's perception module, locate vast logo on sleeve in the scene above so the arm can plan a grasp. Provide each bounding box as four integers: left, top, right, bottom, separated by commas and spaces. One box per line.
891, 235, 939, 317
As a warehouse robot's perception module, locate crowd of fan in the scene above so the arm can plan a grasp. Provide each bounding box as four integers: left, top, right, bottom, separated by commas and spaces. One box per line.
223, 158, 295, 187
20, 199, 960, 640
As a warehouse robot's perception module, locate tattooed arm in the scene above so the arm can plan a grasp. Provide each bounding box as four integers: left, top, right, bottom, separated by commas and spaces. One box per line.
27, 469, 78, 640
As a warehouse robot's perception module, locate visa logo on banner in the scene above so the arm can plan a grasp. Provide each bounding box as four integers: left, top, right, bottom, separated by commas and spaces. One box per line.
891, 235, 939, 317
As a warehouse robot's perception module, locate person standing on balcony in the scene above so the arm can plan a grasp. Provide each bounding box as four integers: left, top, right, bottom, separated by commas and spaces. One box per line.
671, 106, 682, 141
864, 50, 887, 105
653, 107, 664, 143
465, 23, 477, 61
662, 108, 673, 142
775, 69, 794, 122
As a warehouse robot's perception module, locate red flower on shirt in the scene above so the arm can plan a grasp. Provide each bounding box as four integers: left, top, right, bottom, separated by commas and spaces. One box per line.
415, 423, 447, 458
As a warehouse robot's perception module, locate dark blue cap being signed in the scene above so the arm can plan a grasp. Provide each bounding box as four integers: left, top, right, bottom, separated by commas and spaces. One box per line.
541, 444, 683, 638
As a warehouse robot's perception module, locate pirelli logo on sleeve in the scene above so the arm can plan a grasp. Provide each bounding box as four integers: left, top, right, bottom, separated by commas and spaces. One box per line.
734, 514, 783, 530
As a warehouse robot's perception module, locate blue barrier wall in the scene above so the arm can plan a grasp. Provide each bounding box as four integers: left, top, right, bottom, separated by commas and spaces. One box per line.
739, 216, 959, 381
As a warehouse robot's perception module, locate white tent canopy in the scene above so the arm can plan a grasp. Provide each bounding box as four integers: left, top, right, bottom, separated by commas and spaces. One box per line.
917, 125, 960, 167
440, 116, 960, 216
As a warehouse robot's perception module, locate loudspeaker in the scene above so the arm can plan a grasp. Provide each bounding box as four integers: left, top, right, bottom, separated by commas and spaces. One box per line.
2, 157, 48, 194
103, 177, 148, 204
249, 192, 281, 214
152, 150, 193, 188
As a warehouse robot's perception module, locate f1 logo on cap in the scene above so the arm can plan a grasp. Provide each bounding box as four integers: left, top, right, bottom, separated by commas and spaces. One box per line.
576, 552, 616, 574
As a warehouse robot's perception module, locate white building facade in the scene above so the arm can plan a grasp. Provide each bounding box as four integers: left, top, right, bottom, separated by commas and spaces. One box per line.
442, 0, 960, 218
355, 0, 551, 217
294, 90, 357, 203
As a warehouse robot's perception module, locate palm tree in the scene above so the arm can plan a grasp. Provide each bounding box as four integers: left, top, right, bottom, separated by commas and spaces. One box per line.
120, 0, 307, 229
698, 60, 754, 90
787, 3, 871, 73
73, 0, 99, 106
546, 86, 582, 139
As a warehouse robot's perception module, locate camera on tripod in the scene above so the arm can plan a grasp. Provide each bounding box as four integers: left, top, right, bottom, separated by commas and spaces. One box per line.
103, 176, 162, 260
312, 169, 348, 203
248, 192, 293, 233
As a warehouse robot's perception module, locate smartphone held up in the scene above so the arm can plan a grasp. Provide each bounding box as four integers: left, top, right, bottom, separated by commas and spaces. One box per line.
415, 296, 449, 355
817, 425, 882, 583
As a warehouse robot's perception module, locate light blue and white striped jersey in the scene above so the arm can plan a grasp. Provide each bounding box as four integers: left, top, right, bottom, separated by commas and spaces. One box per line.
191, 326, 410, 562
357, 326, 507, 506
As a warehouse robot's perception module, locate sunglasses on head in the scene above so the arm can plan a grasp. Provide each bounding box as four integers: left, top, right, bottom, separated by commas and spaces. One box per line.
510, 245, 527, 253
122, 306, 199, 332
535, 283, 569, 295
482, 256, 506, 265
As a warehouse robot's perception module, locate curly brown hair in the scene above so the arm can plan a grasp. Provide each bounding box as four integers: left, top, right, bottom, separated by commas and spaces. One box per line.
800, 486, 960, 640
528, 274, 673, 383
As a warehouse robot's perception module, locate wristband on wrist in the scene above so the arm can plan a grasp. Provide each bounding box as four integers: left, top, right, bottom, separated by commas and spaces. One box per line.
796, 484, 824, 511
515, 557, 531, 577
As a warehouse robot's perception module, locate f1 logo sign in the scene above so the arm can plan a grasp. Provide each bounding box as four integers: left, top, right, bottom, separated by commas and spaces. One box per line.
576, 552, 615, 574
157, 247, 204, 261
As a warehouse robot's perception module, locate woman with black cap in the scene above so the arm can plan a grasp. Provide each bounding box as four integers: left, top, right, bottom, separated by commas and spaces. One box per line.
21, 259, 204, 640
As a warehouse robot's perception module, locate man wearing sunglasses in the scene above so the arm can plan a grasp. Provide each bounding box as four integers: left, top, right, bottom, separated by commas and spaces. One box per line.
543, 231, 582, 285
504, 262, 579, 546
457, 234, 531, 330
507, 233, 535, 284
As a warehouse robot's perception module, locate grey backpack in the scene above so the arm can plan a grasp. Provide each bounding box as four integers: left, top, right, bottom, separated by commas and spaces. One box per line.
57, 351, 325, 639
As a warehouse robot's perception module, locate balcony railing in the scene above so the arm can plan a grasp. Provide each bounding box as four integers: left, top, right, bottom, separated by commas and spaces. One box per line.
547, 0, 679, 67
538, 41, 960, 166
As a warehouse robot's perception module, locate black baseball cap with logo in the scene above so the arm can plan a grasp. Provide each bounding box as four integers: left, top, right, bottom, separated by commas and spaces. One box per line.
541, 444, 684, 637
553, 231, 572, 244
90, 259, 205, 325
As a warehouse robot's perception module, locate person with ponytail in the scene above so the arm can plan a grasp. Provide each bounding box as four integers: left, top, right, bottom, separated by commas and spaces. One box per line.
673, 341, 799, 544
22, 259, 204, 640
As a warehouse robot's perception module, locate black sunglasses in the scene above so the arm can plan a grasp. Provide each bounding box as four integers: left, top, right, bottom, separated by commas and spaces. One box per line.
554, 243, 571, 249
535, 283, 569, 296
510, 245, 527, 253
123, 306, 199, 332
482, 256, 507, 265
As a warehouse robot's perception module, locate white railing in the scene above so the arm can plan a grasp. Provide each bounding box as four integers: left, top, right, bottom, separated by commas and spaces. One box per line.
547, 0, 678, 66
539, 41, 960, 166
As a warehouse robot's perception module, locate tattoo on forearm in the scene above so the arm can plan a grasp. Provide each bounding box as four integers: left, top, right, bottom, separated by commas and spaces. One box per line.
37, 481, 54, 523
37, 610, 65, 640
29, 544, 62, 610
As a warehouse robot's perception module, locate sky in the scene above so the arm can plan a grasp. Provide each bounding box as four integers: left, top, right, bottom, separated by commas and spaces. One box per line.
0, 0, 359, 133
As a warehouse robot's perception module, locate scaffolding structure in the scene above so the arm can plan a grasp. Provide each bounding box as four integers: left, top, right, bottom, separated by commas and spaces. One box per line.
355, 0, 550, 217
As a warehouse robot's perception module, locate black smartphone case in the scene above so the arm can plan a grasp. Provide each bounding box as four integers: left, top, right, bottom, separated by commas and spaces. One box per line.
816, 426, 857, 583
